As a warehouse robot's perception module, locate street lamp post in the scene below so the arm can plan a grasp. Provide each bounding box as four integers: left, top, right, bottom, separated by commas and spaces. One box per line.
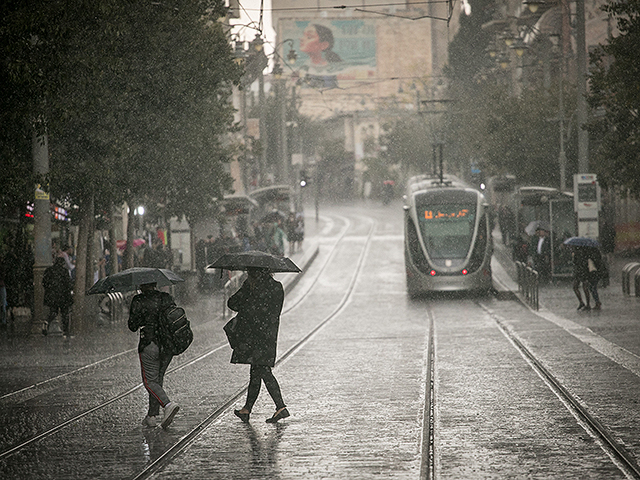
270, 39, 298, 185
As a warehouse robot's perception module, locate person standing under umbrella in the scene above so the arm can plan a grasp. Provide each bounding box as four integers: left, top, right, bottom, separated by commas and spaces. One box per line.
229, 267, 289, 423
128, 282, 180, 428
571, 246, 592, 311
586, 247, 607, 311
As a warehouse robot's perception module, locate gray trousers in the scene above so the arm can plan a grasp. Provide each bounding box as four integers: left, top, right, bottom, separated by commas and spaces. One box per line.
139, 342, 173, 417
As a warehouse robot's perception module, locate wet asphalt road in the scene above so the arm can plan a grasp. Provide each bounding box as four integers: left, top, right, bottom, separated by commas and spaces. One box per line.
1, 200, 640, 479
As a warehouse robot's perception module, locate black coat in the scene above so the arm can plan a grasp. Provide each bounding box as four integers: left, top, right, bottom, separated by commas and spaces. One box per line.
128, 290, 175, 353
227, 275, 284, 367
42, 262, 73, 308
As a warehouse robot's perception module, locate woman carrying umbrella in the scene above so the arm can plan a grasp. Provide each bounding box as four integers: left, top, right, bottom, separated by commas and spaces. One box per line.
228, 267, 290, 423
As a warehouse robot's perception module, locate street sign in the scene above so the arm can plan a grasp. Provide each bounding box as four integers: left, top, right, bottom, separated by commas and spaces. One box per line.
573, 174, 600, 239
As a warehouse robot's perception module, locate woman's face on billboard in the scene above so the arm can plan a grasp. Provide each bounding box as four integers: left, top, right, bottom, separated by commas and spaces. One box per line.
300, 25, 328, 54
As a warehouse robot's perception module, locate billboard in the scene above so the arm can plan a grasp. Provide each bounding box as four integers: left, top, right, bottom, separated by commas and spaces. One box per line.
279, 19, 376, 89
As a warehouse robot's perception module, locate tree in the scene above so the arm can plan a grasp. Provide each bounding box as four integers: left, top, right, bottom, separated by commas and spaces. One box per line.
1, 0, 242, 329
587, 0, 640, 196
379, 117, 434, 179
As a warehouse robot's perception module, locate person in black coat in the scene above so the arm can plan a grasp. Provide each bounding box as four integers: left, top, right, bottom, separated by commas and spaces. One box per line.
42, 257, 73, 336
572, 246, 591, 310
530, 226, 552, 284
228, 267, 289, 423
586, 247, 607, 310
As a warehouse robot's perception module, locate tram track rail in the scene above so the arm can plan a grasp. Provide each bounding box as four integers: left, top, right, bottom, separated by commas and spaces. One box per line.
419, 307, 435, 480
132, 214, 378, 479
477, 301, 640, 479
0, 213, 378, 478
0, 215, 350, 406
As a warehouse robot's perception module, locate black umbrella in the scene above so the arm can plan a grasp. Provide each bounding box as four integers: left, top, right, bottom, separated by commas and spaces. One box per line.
563, 236, 600, 248
208, 250, 301, 273
260, 210, 287, 224
87, 267, 184, 294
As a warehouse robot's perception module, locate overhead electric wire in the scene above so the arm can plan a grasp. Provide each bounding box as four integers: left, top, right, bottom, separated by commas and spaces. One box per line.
237, 1, 449, 12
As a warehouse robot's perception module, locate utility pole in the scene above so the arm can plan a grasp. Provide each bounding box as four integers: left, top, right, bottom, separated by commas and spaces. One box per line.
576, 0, 589, 173
31, 131, 53, 335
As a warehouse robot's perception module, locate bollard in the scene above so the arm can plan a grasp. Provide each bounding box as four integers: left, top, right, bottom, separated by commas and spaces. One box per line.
635, 269, 640, 298
622, 263, 640, 295
515, 262, 539, 311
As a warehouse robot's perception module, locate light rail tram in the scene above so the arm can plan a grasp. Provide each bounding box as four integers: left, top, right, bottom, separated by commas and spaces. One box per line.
403, 174, 493, 296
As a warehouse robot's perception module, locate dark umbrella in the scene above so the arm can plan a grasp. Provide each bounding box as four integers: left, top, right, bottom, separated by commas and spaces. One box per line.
563, 236, 600, 248
87, 267, 184, 294
208, 250, 301, 273
260, 210, 287, 224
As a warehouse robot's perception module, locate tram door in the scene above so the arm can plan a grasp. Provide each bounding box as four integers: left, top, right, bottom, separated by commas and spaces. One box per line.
550, 198, 576, 279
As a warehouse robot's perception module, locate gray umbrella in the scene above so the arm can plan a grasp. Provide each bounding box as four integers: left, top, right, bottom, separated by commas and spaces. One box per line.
563, 236, 600, 248
208, 250, 301, 273
87, 267, 184, 294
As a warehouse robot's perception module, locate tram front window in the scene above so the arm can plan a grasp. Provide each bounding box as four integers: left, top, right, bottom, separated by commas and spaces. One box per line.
416, 201, 476, 259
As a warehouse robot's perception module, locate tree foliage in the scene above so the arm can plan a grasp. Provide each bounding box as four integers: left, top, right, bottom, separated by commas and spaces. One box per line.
444, 83, 574, 187
1, 0, 242, 223
587, 0, 640, 196
379, 117, 434, 178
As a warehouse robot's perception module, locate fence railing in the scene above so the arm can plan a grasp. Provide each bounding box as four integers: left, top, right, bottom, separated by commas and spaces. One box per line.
515, 261, 539, 310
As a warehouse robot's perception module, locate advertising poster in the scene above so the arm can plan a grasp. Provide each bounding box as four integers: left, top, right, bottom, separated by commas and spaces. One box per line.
279, 19, 377, 89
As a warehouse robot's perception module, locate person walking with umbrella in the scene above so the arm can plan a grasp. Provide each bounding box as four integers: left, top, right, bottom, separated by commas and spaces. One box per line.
571, 246, 592, 311
128, 281, 180, 429
565, 237, 605, 311
586, 246, 607, 311
228, 267, 290, 423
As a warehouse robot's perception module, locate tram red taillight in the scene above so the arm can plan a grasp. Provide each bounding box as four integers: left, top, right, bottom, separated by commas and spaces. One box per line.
429, 270, 436, 276
462, 269, 468, 275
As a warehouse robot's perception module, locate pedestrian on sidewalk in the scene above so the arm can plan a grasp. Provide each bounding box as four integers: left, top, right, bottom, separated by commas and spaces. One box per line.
571, 246, 592, 311
530, 226, 552, 284
128, 282, 180, 429
42, 257, 73, 336
228, 267, 290, 423
586, 247, 608, 311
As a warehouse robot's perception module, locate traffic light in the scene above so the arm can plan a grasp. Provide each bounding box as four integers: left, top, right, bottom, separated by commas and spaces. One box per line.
300, 169, 309, 187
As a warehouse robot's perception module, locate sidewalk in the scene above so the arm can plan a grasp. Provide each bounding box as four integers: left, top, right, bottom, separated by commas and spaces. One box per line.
491, 228, 640, 360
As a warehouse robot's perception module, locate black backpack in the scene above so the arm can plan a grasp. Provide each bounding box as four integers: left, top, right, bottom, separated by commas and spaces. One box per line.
158, 305, 193, 355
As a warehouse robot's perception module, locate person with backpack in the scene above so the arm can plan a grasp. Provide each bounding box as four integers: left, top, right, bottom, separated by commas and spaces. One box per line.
128, 282, 180, 429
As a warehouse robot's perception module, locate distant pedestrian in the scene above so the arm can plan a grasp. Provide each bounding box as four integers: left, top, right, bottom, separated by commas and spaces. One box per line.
286, 212, 297, 255
586, 248, 607, 311
530, 226, 551, 284
128, 282, 180, 429
228, 267, 289, 423
58, 244, 75, 279
571, 246, 591, 311
294, 212, 305, 252
42, 257, 74, 336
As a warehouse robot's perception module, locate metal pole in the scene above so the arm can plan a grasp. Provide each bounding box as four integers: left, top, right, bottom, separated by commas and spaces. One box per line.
32, 131, 52, 335
258, 70, 266, 184
558, 64, 567, 191
576, 0, 589, 173
280, 78, 289, 184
